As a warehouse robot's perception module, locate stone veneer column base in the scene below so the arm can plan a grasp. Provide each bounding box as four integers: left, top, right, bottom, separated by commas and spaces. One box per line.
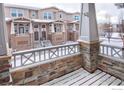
78, 40, 100, 73
0, 55, 11, 85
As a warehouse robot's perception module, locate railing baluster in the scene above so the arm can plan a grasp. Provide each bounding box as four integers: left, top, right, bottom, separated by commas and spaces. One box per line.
44, 50, 46, 60
39, 51, 41, 61
65, 46, 66, 55
111, 47, 113, 57
61, 47, 63, 56
11, 43, 80, 69
21, 55, 23, 66
49, 49, 51, 59
14, 55, 16, 68
57, 48, 59, 57
34, 52, 36, 63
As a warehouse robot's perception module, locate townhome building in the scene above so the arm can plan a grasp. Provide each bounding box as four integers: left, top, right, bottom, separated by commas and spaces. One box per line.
5, 4, 80, 51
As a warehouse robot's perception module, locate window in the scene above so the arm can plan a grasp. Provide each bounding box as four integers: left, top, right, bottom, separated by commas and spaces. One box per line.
11, 8, 24, 17
43, 12, 52, 20
25, 24, 29, 33
54, 24, 62, 32
48, 13, 52, 19
60, 14, 62, 18
14, 24, 17, 34
44, 13, 47, 19
11, 8, 17, 17
34, 24, 38, 28
18, 9, 23, 17
34, 32, 39, 41
74, 16, 80, 20
32, 11, 36, 17
42, 25, 45, 28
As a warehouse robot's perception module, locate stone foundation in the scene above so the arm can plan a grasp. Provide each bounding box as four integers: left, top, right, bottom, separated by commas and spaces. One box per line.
0, 56, 11, 85
11, 54, 82, 85
79, 40, 99, 73
98, 54, 124, 80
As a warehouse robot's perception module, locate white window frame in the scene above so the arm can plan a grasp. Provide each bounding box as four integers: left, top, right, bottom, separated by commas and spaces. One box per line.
43, 12, 52, 20
32, 11, 36, 17
74, 15, 80, 20
11, 8, 24, 17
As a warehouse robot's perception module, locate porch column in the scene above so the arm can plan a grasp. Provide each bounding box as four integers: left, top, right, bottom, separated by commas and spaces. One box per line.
73, 23, 76, 41
73, 23, 76, 31
0, 3, 11, 85
30, 21, 34, 48
62, 23, 66, 43
51, 23, 55, 33
10, 20, 15, 34
78, 3, 99, 73
10, 20, 16, 50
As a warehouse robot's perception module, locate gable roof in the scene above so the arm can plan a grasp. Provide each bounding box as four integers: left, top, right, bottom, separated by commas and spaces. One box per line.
4, 4, 40, 10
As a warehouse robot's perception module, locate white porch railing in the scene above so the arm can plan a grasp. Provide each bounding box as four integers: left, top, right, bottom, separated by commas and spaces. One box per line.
100, 44, 124, 59
11, 43, 80, 69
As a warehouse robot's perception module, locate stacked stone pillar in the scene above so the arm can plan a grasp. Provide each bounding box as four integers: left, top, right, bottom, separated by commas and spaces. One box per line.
0, 3, 11, 85
0, 56, 11, 85
78, 3, 99, 73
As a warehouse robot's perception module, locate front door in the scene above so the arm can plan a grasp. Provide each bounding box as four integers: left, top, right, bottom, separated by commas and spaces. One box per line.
34, 31, 39, 41
42, 31, 46, 40
19, 27, 24, 35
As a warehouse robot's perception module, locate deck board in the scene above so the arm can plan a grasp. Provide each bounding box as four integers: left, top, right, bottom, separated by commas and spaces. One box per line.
110, 79, 122, 86
100, 76, 116, 86
71, 70, 102, 86
42, 68, 122, 86
64, 72, 90, 85
81, 72, 106, 86
120, 81, 124, 86
90, 74, 111, 86
43, 68, 83, 85
53, 69, 88, 85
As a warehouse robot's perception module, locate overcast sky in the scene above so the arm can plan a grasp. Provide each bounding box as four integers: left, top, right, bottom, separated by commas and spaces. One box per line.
4, 3, 124, 24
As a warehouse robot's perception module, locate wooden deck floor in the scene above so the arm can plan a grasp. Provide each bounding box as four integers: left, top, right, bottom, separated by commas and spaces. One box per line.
42, 68, 124, 86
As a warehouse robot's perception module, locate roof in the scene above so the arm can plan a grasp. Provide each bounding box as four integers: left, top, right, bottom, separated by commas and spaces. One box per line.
4, 4, 40, 10
38, 6, 80, 15
4, 4, 80, 15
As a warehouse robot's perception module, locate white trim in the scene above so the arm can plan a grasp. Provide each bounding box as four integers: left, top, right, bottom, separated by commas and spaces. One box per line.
10, 8, 24, 17
10, 53, 81, 72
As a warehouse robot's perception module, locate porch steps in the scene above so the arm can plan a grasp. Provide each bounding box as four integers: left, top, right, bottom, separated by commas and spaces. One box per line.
40, 40, 52, 47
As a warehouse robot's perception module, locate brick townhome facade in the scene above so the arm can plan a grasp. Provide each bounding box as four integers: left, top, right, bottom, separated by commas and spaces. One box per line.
5, 4, 80, 51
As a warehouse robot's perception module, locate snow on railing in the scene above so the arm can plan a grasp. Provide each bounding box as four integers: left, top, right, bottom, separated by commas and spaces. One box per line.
11, 42, 80, 69
100, 44, 124, 59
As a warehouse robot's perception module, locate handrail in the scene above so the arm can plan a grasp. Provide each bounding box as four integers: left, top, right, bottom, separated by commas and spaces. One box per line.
11, 42, 80, 69
100, 44, 124, 59
12, 42, 79, 55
